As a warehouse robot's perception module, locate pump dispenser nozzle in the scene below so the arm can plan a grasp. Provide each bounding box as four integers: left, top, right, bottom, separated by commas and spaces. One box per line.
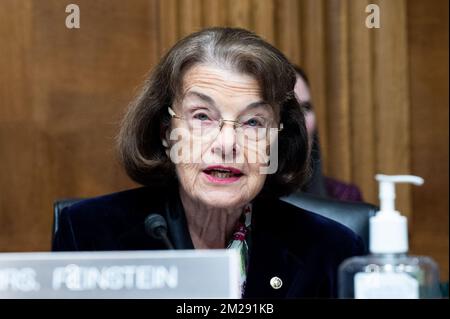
376, 174, 424, 213
370, 174, 424, 254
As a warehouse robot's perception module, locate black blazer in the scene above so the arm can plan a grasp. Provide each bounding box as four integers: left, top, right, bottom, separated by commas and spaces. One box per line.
52, 186, 365, 298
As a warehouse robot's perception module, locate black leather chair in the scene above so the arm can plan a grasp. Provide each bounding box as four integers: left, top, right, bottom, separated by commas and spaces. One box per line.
52, 198, 82, 245
52, 193, 378, 251
281, 191, 378, 250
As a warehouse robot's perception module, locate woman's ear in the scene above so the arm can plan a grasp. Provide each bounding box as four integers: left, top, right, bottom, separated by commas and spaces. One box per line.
162, 138, 170, 157
160, 122, 169, 146
160, 125, 171, 157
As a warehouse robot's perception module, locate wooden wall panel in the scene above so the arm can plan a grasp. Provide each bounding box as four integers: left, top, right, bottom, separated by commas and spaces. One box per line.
324, 0, 351, 181
0, 0, 155, 251
252, 0, 275, 44
348, 0, 376, 203
408, 0, 449, 281
0, 0, 32, 122
275, 0, 301, 65
300, 0, 328, 154
159, 0, 178, 55
0, 0, 46, 250
202, 0, 228, 27
179, 0, 203, 37
228, 0, 251, 30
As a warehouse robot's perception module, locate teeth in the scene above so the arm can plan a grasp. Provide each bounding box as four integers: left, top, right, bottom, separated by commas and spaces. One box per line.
210, 171, 233, 178
204, 168, 243, 179
216, 169, 230, 173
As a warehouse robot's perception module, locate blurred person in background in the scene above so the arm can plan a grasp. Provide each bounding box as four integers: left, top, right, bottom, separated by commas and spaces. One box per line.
294, 66, 363, 202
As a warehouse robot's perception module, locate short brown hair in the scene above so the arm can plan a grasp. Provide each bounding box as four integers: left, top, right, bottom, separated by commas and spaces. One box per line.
117, 27, 309, 197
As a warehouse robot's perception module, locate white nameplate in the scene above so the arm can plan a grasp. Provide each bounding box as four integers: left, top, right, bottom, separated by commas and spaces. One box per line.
0, 250, 240, 299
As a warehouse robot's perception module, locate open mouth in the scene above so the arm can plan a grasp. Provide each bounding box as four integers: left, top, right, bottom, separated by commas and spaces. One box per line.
203, 166, 244, 179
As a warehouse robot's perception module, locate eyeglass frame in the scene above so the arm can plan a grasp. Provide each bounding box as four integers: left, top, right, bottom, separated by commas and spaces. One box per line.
167, 106, 283, 134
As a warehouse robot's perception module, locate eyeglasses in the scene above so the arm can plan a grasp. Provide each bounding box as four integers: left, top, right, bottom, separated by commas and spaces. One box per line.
168, 107, 283, 143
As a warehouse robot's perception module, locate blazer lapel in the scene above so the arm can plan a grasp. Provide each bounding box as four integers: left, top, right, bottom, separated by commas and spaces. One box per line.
244, 231, 306, 298
243, 196, 325, 298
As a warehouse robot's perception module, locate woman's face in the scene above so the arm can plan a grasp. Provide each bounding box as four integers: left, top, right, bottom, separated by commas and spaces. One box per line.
165, 64, 277, 209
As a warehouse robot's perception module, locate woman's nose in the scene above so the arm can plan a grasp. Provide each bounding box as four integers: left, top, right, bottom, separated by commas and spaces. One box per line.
210, 124, 238, 161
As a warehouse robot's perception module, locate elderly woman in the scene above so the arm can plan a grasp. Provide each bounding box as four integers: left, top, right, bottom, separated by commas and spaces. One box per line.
52, 27, 364, 298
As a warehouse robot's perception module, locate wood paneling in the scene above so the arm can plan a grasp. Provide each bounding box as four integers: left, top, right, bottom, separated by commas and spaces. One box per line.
0, 0, 154, 250
179, 0, 203, 37
159, 0, 178, 55
275, 0, 301, 64
324, 0, 351, 181
348, 0, 376, 203
408, 0, 449, 281
300, 0, 328, 153
202, 0, 228, 27
252, 0, 275, 43
0, 0, 32, 122
228, 0, 251, 30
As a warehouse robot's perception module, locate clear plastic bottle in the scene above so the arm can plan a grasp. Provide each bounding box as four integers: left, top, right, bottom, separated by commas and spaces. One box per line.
338, 175, 441, 299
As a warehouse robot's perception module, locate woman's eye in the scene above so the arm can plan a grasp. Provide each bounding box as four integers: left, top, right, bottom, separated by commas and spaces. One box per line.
193, 113, 210, 121
245, 118, 264, 127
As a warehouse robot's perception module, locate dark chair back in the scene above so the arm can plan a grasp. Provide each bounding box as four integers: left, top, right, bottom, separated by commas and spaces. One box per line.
52, 198, 82, 245
281, 191, 378, 250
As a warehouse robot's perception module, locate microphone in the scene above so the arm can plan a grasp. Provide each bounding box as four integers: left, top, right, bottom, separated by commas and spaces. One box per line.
144, 214, 174, 250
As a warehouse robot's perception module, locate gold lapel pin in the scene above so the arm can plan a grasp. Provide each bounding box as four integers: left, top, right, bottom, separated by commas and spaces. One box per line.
270, 276, 282, 289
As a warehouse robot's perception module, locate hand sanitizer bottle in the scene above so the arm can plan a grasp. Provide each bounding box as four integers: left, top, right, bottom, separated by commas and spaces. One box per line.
338, 174, 441, 299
